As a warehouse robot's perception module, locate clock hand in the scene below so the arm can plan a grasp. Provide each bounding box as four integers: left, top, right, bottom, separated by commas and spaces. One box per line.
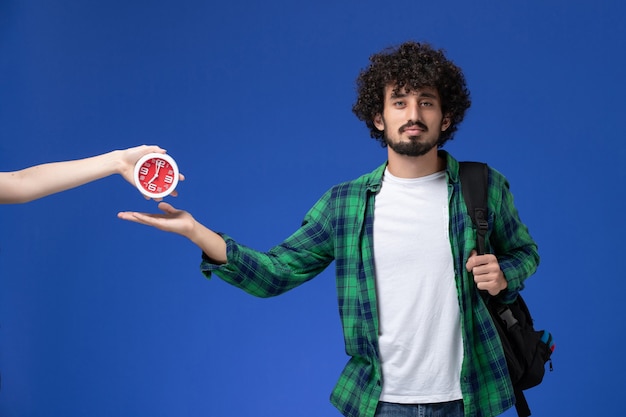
147, 161, 165, 184
147, 173, 159, 184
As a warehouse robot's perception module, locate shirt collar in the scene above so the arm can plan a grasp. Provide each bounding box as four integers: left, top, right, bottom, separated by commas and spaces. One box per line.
366, 149, 461, 192
365, 162, 387, 192
443, 150, 461, 184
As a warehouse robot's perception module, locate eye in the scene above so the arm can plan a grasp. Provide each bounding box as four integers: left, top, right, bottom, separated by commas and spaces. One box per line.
393, 100, 406, 107
420, 101, 434, 107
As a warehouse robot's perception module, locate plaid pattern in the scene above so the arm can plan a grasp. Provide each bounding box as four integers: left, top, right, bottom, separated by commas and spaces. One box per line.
201, 151, 539, 417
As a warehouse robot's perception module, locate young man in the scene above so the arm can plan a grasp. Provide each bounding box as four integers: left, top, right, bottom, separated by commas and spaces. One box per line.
0, 145, 180, 204
118, 42, 539, 417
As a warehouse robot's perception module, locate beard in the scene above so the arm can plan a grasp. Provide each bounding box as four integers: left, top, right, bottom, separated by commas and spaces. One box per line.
384, 121, 439, 157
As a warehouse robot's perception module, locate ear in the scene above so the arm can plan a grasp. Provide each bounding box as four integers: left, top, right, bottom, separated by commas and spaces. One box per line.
373, 114, 384, 131
441, 115, 451, 132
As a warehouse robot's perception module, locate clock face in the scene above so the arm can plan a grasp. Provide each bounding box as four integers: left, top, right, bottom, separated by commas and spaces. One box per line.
133, 153, 180, 198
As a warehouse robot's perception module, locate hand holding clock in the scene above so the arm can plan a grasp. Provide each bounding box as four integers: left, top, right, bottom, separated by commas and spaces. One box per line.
0, 144, 183, 204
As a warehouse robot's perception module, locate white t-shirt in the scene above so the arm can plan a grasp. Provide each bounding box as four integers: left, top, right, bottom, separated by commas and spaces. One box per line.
374, 168, 463, 403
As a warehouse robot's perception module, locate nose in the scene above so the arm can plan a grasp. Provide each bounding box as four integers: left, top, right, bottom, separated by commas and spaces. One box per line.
407, 101, 421, 123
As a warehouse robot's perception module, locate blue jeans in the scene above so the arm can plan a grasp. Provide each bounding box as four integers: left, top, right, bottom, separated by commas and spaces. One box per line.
374, 400, 464, 417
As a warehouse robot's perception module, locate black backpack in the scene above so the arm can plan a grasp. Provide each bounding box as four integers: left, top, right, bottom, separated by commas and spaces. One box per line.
459, 162, 554, 417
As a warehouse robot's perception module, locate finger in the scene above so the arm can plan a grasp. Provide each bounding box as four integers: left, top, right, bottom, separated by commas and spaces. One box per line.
473, 273, 490, 284
476, 282, 497, 296
466, 250, 477, 271
157, 201, 176, 213
117, 211, 131, 220
143, 145, 166, 154
465, 250, 479, 270
119, 211, 167, 228
117, 211, 148, 224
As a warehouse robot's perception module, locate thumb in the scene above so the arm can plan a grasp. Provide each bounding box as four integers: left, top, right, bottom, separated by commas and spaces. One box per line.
157, 201, 177, 213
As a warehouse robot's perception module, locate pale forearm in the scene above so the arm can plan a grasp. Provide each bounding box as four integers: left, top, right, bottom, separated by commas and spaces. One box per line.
0, 151, 123, 204
1, 145, 168, 205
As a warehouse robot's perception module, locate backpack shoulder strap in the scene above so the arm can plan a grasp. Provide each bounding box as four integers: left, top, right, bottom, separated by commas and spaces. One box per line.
459, 161, 533, 417
459, 162, 489, 255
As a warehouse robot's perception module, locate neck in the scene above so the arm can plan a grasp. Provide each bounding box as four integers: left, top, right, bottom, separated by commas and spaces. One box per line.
386, 147, 446, 178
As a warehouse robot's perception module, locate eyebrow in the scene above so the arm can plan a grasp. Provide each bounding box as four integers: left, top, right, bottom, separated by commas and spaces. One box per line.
389, 90, 438, 99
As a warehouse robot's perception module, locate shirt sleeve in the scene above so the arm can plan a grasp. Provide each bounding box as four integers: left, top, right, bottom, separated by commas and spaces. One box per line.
199, 190, 336, 298
487, 167, 540, 303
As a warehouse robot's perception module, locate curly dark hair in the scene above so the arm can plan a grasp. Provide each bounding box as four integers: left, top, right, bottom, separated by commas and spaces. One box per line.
352, 41, 471, 148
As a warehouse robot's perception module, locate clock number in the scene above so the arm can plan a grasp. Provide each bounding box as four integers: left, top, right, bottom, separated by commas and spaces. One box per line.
147, 183, 157, 192
164, 175, 173, 184
155, 159, 166, 168
139, 166, 149, 176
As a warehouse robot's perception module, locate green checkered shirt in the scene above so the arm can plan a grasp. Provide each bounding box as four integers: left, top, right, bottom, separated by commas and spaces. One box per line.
201, 151, 539, 417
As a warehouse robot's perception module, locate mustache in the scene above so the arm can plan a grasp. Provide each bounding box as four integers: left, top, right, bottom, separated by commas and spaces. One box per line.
399, 120, 428, 133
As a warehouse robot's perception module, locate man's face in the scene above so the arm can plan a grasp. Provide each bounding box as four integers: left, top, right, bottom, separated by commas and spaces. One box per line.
374, 85, 450, 157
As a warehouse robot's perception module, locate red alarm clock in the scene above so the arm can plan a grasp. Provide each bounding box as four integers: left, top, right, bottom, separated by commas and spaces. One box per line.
133, 153, 180, 199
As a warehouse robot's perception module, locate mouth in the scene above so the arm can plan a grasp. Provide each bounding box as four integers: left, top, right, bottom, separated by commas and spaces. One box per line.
401, 126, 425, 135
400, 121, 427, 135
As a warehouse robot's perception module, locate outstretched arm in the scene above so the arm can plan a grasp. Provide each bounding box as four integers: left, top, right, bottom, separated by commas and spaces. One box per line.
0, 145, 179, 204
117, 202, 227, 264
120, 194, 336, 298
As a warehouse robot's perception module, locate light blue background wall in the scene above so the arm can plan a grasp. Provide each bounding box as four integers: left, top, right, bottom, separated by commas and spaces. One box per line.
2, 1, 625, 416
